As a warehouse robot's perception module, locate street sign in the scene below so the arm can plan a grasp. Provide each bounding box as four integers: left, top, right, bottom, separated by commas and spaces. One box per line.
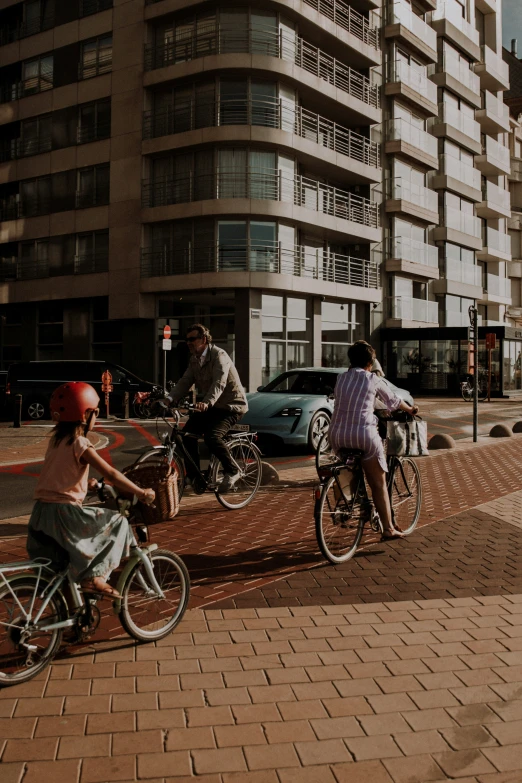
101, 370, 113, 416
163, 324, 171, 339
162, 339, 172, 351
485, 333, 496, 350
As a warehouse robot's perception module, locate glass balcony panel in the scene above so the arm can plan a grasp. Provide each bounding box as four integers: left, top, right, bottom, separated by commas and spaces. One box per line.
391, 235, 438, 266
444, 205, 482, 237
482, 91, 510, 123
482, 181, 510, 211
439, 104, 480, 142
428, 1, 479, 46
385, 117, 437, 158
390, 59, 437, 103
483, 136, 510, 170
388, 296, 438, 322
484, 227, 511, 255
477, 45, 510, 88
388, 176, 438, 212
486, 273, 511, 297
386, 1, 437, 50
438, 154, 481, 189
445, 261, 481, 285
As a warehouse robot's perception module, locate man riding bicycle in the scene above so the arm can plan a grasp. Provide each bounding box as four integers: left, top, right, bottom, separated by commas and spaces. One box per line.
166, 323, 248, 492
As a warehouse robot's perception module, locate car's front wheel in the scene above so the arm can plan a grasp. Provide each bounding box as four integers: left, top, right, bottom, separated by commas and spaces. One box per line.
308, 411, 330, 453
26, 398, 47, 420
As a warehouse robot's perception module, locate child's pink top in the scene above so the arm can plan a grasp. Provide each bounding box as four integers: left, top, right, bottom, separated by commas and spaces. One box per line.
34, 435, 93, 505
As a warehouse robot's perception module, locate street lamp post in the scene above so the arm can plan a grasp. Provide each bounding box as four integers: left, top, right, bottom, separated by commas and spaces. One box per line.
468, 305, 478, 443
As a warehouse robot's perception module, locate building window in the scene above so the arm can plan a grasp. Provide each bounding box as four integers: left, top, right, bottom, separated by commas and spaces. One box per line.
20, 176, 51, 218
20, 114, 52, 156
22, 54, 53, 96
76, 164, 110, 208
20, 240, 49, 279
261, 294, 310, 385
321, 302, 360, 368
38, 302, 63, 359
79, 36, 112, 80
77, 99, 111, 144
80, 0, 113, 18
76, 230, 109, 273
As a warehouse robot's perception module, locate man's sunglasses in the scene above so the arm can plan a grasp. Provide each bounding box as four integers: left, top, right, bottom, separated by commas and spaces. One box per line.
186, 336, 200, 343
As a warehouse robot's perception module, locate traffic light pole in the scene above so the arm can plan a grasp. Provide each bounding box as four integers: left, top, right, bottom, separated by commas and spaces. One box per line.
469, 305, 478, 443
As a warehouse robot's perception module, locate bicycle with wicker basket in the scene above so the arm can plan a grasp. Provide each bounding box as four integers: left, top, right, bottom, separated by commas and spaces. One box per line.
129, 403, 262, 512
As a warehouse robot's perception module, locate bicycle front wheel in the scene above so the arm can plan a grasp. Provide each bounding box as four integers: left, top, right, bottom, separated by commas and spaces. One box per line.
214, 440, 262, 510
119, 549, 190, 642
0, 576, 66, 687
389, 457, 421, 535
315, 475, 365, 564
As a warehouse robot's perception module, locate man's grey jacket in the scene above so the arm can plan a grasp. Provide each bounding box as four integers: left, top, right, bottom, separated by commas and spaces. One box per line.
169, 345, 248, 413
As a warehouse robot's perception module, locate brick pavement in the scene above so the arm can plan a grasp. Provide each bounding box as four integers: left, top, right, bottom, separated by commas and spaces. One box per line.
0, 427, 106, 467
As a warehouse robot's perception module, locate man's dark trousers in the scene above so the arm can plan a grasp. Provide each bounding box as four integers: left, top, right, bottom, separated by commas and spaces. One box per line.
183, 408, 241, 476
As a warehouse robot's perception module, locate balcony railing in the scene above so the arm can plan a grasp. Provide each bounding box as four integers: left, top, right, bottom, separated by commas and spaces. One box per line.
436, 154, 481, 190
434, 104, 481, 142
443, 205, 482, 238
387, 176, 438, 213
144, 25, 380, 109
481, 91, 510, 124
75, 188, 110, 209
510, 158, 522, 182
0, 253, 109, 282
390, 235, 438, 267
386, 1, 437, 50
483, 227, 511, 256
476, 45, 510, 89
0, 15, 54, 45
388, 59, 436, 104
0, 68, 53, 103
486, 273, 511, 298
0, 190, 108, 220
482, 181, 510, 211
141, 242, 380, 288
428, 54, 480, 94
80, 0, 113, 17
78, 52, 112, 80
445, 261, 481, 286
0, 122, 110, 162
428, 1, 479, 46
481, 136, 510, 171
384, 117, 437, 158
387, 296, 438, 322
142, 169, 380, 227
143, 98, 380, 169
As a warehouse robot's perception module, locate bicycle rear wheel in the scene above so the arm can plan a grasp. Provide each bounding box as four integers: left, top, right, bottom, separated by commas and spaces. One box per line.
315, 474, 365, 564
119, 549, 190, 642
0, 576, 66, 687
214, 440, 262, 510
389, 457, 421, 535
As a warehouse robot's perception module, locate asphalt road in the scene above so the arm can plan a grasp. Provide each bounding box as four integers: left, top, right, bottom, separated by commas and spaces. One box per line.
1, 404, 522, 521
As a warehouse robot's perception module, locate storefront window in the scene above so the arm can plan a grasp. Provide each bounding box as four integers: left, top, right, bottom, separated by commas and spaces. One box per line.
262, 294, 310, 384
321, 302, 358, 367
503, 340, 522, 392
386, 340, 420, 379
419, 340, 460, 391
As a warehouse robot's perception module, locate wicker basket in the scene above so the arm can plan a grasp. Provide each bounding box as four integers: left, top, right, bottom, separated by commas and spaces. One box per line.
123, 461, 179, 525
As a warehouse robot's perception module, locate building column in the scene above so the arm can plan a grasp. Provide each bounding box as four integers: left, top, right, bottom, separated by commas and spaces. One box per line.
312, 297, 322, 366
235, 289, 262, 392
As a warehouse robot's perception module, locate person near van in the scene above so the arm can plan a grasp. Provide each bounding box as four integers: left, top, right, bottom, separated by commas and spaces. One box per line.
328, 340, 418, 541
26, 382, 155, 598
166, 324, 248, 492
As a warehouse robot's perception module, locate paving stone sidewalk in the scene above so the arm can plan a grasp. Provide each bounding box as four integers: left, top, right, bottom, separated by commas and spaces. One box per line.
0, 427, 106, 467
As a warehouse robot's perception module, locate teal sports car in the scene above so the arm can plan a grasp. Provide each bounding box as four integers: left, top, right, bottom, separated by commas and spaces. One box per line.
242, 367, 414, 452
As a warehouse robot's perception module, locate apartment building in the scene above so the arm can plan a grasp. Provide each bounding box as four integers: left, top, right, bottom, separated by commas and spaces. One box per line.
0, 0, 384, 392
0, 0, 515, 398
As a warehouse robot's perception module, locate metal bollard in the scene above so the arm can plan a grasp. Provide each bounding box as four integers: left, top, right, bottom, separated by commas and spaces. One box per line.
13, 394, 22, 428
123, 391, 130, 419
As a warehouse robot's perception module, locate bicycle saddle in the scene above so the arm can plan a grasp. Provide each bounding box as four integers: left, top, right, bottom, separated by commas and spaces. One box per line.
338, 448, 364, 460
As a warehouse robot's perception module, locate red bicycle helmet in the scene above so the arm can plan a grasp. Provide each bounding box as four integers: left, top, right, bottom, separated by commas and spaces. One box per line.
50, 382, 100, 422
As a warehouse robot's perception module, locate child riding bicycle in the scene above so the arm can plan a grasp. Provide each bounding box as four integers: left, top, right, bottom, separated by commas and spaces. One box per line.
26, 382, 155, 599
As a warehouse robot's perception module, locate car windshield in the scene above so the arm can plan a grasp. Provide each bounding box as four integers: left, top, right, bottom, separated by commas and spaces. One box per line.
262, 372, 337, 395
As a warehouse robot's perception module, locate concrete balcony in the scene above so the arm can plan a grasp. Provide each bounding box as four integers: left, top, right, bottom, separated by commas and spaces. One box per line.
506, 305, 522, 321
384, 235, 439, 279
427, 2, 480, 62
476, 181, 511, 219
385, 59, 438, 116
476, 91, 511, 134
382, 117, 438, 170
478, 273, 511, 304
428, 56, 481, 109
385, 176, 439, 224
428, 103, 481, 155
508, 158, 522, 183
384, 1, 437, 63
508, 212, 522, 231
433, 261, 482, 298
477, 227, 512, 263
433, 205, 482, 250
475, 136, 511, 176
474, 45, 510, 92
386, 295, 439, 326
429, 154, 481, 202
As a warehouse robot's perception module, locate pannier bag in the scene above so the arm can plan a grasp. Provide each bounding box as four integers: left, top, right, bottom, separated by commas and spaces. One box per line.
386, 418, 429, 457
122, 461, 179, 524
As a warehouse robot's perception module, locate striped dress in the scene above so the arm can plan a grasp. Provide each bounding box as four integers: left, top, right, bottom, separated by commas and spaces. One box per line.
328, 367, 402, 472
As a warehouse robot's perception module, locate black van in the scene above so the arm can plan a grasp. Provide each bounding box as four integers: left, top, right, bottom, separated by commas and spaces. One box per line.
6, 361, 157, 420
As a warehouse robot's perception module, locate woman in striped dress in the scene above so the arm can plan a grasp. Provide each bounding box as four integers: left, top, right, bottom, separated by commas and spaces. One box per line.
329, 341, 418, 541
